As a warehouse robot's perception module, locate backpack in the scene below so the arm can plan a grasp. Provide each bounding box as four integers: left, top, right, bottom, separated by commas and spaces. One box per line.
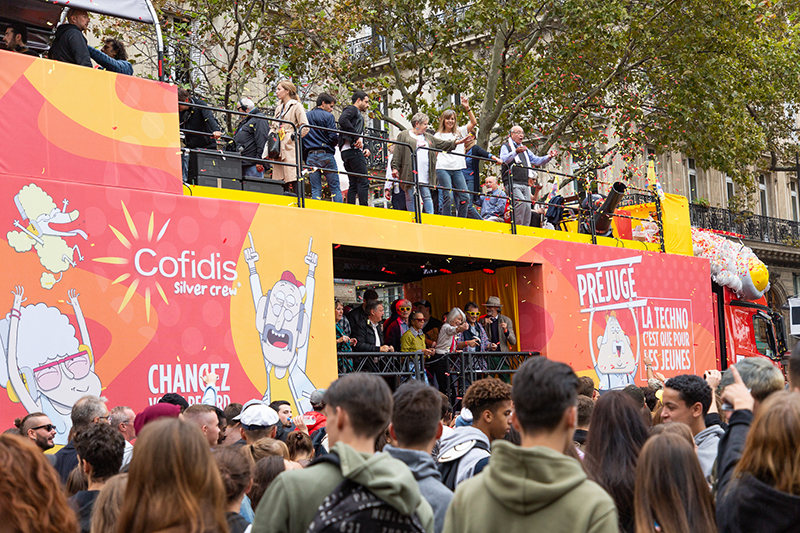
437, 439, 491, 491
306, 452, 426, 533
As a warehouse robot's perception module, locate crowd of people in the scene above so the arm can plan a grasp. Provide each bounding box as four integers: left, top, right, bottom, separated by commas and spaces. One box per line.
3, 339, 799, 533
3, 11, 559, 224
335, 293, 518, 395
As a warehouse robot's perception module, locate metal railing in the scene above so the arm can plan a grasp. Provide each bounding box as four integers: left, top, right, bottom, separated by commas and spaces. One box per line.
179, 100, 665, 245
337, 350, 540, 402
689, 204, 800, 244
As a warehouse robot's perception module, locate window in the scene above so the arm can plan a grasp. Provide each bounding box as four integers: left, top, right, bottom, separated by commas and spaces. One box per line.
759, 174, 769, 217
726, 174, 735, 207
163, 14, 199, 86
794, 273, 800, 296
792, 181, 799, 222
687, 159, 698, 203
753, 313, 776, 359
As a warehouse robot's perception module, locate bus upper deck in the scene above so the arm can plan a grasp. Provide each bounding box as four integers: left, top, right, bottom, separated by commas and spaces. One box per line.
0, 49, 765, 443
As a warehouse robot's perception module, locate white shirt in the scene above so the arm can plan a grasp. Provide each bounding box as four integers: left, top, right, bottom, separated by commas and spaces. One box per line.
435, 125, 469, 170
368, 320, 382, 347
412, 133, 430, 184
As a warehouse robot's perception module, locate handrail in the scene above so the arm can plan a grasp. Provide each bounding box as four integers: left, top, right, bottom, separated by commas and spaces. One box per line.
179, 100, 665, 249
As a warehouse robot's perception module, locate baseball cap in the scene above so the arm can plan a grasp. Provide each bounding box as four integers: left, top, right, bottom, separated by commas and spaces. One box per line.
310, 388, 327, 406
234, 404, 279, 429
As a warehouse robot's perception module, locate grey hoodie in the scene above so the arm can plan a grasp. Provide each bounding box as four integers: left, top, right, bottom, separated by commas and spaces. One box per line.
695, 424, 725, 481
251, 441, 435, 533
436, 426, 491, 488
385, 445, 454, 533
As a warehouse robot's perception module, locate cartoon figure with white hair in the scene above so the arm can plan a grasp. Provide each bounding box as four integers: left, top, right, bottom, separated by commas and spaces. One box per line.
6, 184, 88, 290
589, 311, 639, 390
0, 286, 101, 445
243, 234, 317, 414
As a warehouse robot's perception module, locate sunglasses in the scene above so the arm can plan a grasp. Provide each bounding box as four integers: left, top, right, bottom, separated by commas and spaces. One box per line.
466, 311, 480, 316
32, 350, 91, 392
31, 424, 56, 432
399, 307, 412, 311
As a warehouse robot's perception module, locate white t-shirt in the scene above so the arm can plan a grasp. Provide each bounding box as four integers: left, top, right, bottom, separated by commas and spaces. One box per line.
412, 133, 430, 184
435, 125, 469, 170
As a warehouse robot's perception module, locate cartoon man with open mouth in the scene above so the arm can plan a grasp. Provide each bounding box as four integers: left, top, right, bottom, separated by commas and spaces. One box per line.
244, 235, 317, 414
591, 311, 639, 390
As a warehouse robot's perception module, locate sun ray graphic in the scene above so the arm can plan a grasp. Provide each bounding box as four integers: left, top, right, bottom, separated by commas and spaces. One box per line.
93, 203, 172, 318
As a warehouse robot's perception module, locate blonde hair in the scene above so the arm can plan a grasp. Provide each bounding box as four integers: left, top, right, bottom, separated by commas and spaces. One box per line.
437, 109, 460, 135
735, 391, 800, 494
243, 437, 290, 462
90, 473, 128, 533
277, 80, 298, 100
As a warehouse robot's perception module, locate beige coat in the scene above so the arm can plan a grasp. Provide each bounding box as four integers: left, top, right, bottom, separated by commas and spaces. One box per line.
264, 99, 308, 183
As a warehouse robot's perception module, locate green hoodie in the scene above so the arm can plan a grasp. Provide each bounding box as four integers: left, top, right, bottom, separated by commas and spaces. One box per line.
443, 440, 618, 533
251, 441, 435, 533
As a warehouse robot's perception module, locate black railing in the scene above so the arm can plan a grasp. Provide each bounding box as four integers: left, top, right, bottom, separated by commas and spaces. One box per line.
364, 126, 388, 170
179, 100, 664, 241
689, 204, 800, 244
338, 350, 539, 403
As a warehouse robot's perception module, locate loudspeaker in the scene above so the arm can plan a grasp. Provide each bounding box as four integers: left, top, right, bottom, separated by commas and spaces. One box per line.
189, 150, 242, 182
789, 297, 800, 336
243, 178, 284, 195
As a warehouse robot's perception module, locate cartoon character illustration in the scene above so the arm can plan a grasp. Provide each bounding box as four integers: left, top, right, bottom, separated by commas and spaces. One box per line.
589, 311, 639, 390
6, 184, 88, 289
0, 286, 101, 445
243, 234, 317, 414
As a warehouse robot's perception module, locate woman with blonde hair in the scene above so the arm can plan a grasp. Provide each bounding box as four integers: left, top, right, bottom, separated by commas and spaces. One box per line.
264, 79, 308, 193
434, 96, 478, 218
633, 433, 716, 533
0, 433, 79, 533
717, 391, 800, 532
116, 418, 228, 533
243, 437, 290, 462
90, 473, 128, 533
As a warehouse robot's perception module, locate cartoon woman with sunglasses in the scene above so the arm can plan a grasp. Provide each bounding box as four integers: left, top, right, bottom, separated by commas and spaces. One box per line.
1, 286, 101, 445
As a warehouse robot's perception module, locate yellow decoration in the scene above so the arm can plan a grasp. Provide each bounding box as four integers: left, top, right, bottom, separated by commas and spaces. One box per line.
749, 258, 769, 292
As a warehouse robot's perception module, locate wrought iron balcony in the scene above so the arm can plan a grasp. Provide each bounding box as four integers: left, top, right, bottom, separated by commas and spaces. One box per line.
689, 204, 800, 244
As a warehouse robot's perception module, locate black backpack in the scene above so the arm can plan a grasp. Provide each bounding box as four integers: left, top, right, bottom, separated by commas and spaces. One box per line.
306, 452, 426, 533
437, 439, 491, 491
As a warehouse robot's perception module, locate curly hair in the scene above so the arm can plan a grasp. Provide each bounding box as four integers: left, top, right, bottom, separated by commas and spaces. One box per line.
74, 422, 125, 482
462, 377, 512, 416
0, 434, 79, 533
664, 374, 712, 416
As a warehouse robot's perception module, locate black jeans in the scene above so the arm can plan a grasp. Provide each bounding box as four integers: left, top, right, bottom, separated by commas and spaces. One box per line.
342, 149, 369, 205
427, 355, 449, 395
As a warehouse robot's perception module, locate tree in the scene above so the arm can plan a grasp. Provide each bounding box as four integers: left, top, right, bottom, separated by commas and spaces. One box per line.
272, 0, 800, 196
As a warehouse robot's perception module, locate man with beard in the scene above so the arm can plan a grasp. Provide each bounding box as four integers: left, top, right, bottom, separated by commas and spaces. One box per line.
15, 412, 56, 452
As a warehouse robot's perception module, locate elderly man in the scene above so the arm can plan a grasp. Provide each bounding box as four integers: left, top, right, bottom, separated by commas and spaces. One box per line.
482, 296, 516, 352
480, 176, 507, 222
499, 125, 555, 227
232, 97, 270, 178
48, 8, 92, 67
109, 405, 136, 468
